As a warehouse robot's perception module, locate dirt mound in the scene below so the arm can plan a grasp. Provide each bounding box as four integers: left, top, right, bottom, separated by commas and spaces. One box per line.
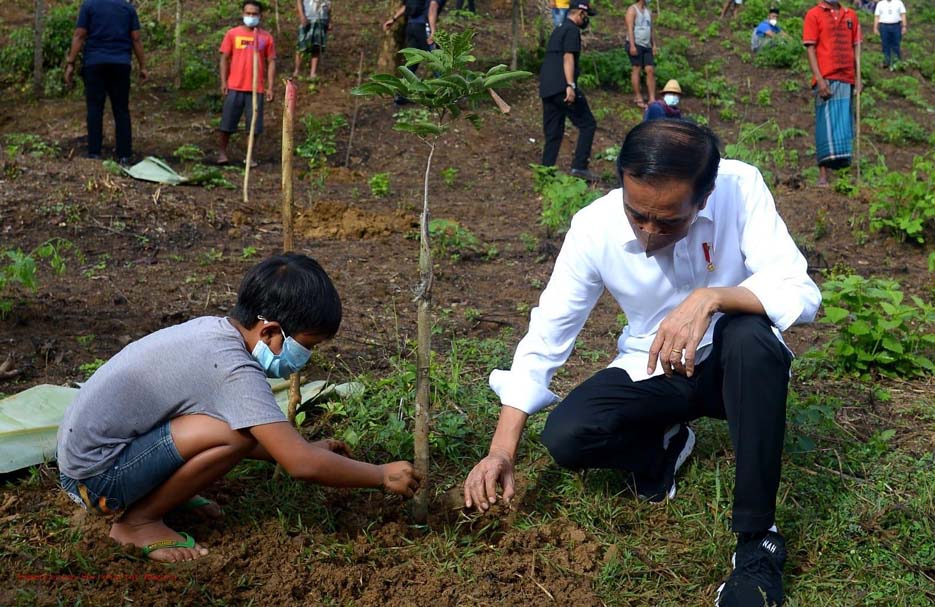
296, 201, 414, 240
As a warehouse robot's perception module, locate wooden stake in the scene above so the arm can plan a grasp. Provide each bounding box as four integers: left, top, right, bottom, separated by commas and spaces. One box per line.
855, 42, 862, 187
173, 0, 182, 88
344, 50, 365, 167
274, 0, 281, 36
32, 0, 46, 98
510, 0, 519, 70
488, 88, 511, 114
243, 42, 260, 204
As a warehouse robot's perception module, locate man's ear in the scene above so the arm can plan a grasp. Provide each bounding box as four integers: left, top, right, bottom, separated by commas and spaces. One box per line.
258, 320, 282, 344
697, 188, 715, 212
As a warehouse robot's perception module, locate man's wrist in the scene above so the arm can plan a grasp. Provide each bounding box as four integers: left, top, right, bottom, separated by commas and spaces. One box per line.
566, 82, 576, 89
488, 446, 514, 463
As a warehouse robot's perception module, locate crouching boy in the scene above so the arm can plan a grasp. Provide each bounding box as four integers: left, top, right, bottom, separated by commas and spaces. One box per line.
57, 253, 421, 562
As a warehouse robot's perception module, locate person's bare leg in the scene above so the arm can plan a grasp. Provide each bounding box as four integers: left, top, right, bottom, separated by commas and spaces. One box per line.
631, 66, 643, 105
293, 52, 302, 78
646, 66, 657, 102
218, 131, 232, 164
817, 165, 829, 186
310, 52, 320, 79
109, 414, 256, 562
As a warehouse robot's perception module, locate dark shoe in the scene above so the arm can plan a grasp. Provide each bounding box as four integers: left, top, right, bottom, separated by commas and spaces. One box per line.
86, 153, 102, 160
118, 156, 133, 167
715, 531, 786, 607
569, 167, 600, 182
393, 95, 412, 106
633, 424, 695, 503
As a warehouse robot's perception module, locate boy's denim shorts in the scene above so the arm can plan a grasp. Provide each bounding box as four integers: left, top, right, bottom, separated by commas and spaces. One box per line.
59, 421, 185, 516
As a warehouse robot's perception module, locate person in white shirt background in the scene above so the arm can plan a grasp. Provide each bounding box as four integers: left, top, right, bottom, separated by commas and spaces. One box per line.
463, 119, 821, 607
873, 0, 908, 70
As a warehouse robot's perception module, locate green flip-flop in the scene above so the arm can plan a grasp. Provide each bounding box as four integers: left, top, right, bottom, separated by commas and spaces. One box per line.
178, 495, 214, 512
142, 531, 196, 557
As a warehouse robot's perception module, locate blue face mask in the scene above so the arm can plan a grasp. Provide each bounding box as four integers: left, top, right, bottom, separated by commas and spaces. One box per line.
251, 317, 312, 379
243, 15, 260, 28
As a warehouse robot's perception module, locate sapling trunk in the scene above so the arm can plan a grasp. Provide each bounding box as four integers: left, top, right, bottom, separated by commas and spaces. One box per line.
411, 140, 436, 524
510, 0, 519, 70
344, 50, 366, 168
275, 79, 300, 480
174, 0, 182, 89
243, 45, 260, 203
274, 0, 281, 35
33, 0, 46, 98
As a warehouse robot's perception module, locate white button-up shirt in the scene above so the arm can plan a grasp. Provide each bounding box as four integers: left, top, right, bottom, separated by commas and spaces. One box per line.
490, 159, 821, 415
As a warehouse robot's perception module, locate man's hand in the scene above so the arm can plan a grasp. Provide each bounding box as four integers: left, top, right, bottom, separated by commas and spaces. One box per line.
653, 44, 659, 55
427, 30, 435, 45
138, 68, 148, 83
310, 438, 351, 457
380, 461, 423, 497
383, 18, 394, 31
302, 17, 311, 27
64, 64, 75, 87
647, 288, 718, 378
629, 42, 638, 56
816, 77, 832, 100
564, 86, 576, 104
265, 88, 274, 102
464, 451, 515, 511
221, 83, 229, 96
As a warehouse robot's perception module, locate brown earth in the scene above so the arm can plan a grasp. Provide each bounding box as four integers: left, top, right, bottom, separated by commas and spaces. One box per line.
1, 0, 933, 605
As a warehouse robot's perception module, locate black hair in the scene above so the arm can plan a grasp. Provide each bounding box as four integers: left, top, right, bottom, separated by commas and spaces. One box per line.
615, 119, 721, 206
768, 7, 780, 14
231, 253, 342, 338
243, 0, 264, 12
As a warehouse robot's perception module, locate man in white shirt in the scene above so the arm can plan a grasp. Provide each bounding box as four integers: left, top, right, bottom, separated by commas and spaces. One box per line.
873, 0, 908, 70
463, 120, 821, 607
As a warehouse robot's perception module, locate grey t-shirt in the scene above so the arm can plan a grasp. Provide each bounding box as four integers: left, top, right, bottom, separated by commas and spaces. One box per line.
57, 316, 286, 479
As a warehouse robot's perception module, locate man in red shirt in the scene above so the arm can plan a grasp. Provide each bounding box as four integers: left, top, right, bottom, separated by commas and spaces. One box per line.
217, 0, 277, 166
803, 0, 862, 187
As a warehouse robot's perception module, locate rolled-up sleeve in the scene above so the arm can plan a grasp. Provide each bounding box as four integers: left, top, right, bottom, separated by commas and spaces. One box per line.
489, 216, 604, 415
736, 168, 821, 331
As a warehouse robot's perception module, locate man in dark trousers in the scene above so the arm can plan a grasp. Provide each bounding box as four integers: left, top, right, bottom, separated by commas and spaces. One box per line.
64, 0, 148, 164
539, 0, 598, 181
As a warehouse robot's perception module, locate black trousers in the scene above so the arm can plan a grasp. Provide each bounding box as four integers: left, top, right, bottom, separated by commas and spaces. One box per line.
455, 0, 476, 11
405, 21, 430, 74
82, 63, 132, 158
540, 314, 792, 533
541, 91, 596, 171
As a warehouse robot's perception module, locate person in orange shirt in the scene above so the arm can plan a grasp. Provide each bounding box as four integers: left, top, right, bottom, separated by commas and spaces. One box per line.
217, 1, 277, 166
803, 0, 862, 187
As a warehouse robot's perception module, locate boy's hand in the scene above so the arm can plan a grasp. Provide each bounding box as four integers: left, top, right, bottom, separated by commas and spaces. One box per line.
311, 438, 351, 457
380, 461, 423, 497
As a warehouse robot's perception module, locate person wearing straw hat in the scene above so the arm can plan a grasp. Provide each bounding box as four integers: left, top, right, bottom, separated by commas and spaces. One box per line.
643, 79, 682, 121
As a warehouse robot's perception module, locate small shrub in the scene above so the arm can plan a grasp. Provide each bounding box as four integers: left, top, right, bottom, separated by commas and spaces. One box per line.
865, 115, 927, 144
753, 38, 804, 69
4, 134, 58, 159
369, 172, 390, 197
297, 113, 348, 166
441, 167, 459, 187
756, 86, 772, 106
867, 153, 935, 244
428, 218, 484, 261
173, 144, 204, 162
79, 359, 106, 378
1, 239, 73, 317
532, 164, 602, 237
820, 274, 935, 378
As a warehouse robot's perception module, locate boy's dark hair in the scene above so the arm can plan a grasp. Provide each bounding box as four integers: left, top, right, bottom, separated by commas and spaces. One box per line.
616, 119, 721, 206
231, 253, 341, 338
768, 7, 780, 15
243, 0, 264, 12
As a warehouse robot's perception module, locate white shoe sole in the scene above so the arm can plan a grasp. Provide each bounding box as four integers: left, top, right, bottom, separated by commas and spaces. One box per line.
667, 426, 696, 500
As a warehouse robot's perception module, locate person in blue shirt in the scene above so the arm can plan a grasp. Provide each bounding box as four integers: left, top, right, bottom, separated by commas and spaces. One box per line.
751, 7, 784, 53
64, 0, 148, 164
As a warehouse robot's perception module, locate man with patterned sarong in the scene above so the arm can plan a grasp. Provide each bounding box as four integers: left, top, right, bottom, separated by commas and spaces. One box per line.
803, 0, 862, 187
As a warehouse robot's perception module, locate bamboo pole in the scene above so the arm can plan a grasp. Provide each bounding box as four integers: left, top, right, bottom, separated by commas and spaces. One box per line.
510, 0, 519, 70
412, 140, 436, 524
344, 50, 365, 167
32, 0, 46, 98
855, 42, 862, 188
274, 0, 281, 36
173, 0, 182, 89
243, 42, 260, 203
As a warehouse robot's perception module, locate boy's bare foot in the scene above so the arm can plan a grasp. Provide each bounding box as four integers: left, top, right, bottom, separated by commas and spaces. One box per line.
110, 518, 208, 562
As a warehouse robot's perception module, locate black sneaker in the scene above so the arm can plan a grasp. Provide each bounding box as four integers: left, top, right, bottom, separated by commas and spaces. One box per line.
633, 424, 695, 502
715, 530, 786, 607
569, 167, 600, 182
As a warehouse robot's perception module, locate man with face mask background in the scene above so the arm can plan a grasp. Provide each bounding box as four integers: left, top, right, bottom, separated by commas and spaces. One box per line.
463, 119, 820, 607
752, 7, 785, 54
217, 0, 277, 166
538, 0, 599, 181
643, 79, 682, 121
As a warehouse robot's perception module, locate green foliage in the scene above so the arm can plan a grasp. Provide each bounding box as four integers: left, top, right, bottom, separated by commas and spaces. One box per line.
173, 144, 205, 162
441, 167, 459, 187
867, 153, 935, 244
181, 53, 215, 91
865, 115, 927, 144
353, 30, 530, 138
4, 134, 58, 159
724, 120, 804, 184
532, 164, 602, 237
753, 37, 804, 70
756, 86, 772, 106
0, 239, 73, 317
428, 219, 487, 261
297, 113, 347, 164
188, 164, 235, 189
0, 2, 77, 89
819, 274, 935, 378
368, 172, 390, 198
79, 359, 106, 379
874, 75, 925, 107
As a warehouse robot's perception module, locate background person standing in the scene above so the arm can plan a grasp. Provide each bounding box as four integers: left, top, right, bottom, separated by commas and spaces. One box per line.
294, 0, 332, 80
217, 0, 277, 166
539, 1, 598, 181
64, 0, 147, 164
625, 0, 656, 109
873, 0, 907, 70
803, 0, 862, 187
